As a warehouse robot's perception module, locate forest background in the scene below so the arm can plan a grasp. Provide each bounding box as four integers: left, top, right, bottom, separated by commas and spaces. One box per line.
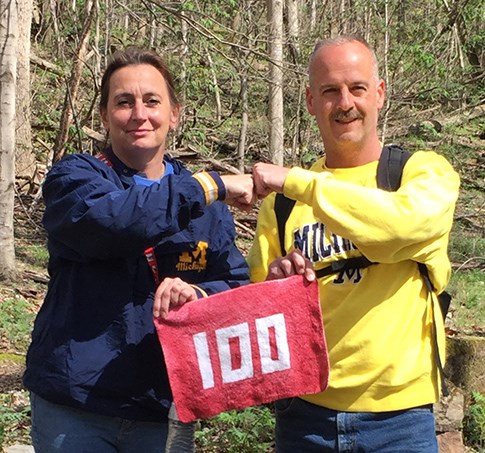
0, 0, 484, 451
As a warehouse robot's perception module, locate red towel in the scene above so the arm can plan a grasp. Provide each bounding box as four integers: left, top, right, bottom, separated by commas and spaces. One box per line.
154, 275, 329, 422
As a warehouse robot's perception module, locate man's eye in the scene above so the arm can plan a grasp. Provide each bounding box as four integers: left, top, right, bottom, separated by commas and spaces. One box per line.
146, 98, 161, 106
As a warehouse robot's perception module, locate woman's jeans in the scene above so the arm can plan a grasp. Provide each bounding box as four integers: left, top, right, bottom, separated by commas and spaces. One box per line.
30, 393, 168, 453
275, 397, 438, 453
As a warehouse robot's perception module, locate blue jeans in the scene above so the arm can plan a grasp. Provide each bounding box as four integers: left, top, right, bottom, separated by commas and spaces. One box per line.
275, 397, 438, 453
30, 393, 168, 453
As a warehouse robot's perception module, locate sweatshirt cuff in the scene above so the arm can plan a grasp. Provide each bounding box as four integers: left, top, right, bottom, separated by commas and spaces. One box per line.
190, 284, 208, 299
193, 171, 226, 205
283, 166, 318, 201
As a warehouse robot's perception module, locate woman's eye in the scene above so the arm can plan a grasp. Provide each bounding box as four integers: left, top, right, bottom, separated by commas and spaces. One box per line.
116, 99, 131, 107
146, 98, 161, 106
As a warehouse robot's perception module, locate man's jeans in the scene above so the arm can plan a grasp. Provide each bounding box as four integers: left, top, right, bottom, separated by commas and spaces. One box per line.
30, 393, 168, 452
275, 397, 438, 453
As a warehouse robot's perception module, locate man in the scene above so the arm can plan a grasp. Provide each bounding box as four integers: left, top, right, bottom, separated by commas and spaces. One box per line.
249, 35, 460, 452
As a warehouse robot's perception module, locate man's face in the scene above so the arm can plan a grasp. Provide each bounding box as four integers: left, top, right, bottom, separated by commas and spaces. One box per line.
306, 41, 385, 154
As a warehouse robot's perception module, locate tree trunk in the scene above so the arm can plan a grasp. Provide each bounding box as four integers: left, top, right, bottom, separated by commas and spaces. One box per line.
237, 74, 248, 173
206, 49, 221, 122
177, 3, 189, 146
267, 0, 284, 165
16, 0, 36, 185
52, 0, 95, 163
104, 0, 113, 65
286, 0, 302, 161
49, 0, 61, 55
381, 0, 390, 144
0, 0, 17, 281
287, 0, 300, 59
309, 0, 316, 32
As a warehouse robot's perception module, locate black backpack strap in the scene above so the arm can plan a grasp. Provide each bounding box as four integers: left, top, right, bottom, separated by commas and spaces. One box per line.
274, 192, 374, 276
377, 145, 411, 191
378, 147, 450, 397
315, 256, 374, 278
274, 193, 296, 256
417, 262, 450, 396
274, 146, 449, 396
417, 263, 452, 321
275, 145, 409, 256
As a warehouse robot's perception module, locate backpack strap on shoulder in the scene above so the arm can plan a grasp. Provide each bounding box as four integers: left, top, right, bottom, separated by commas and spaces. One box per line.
273, 146, 450, 396
274, 193, 296, 256
379, 147, 450, 396
377, 145, 411, 191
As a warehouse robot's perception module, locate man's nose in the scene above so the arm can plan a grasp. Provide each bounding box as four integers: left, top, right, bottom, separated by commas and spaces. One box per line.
337, 88, 353, 111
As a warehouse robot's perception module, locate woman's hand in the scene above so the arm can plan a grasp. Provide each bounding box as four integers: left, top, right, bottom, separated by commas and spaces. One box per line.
220, 174, 256, 211
153, 277, 198, 319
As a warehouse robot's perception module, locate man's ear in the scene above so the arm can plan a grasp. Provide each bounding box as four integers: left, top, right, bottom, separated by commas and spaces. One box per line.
377, 79, 385, 110
306, 86, 316, 116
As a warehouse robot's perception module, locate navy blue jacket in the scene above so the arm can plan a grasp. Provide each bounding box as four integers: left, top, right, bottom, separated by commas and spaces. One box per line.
23, 149, 249, 423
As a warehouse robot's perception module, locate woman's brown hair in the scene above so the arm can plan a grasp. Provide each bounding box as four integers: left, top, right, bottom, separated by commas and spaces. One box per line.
99, 47, 179, 111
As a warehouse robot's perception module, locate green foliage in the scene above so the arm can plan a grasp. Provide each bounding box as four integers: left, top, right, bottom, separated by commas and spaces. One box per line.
408, 121, 441, 141
0, 298, 35, 352
463, 391, 485, 449
195, 405, 275, 452
447, 269, 485, 328
0, 392, 31, 449
449, 235, 485, 264
9, 1, 485, 450
15, 244, 49, 270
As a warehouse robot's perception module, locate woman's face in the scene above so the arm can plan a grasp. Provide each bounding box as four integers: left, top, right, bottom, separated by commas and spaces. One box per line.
101, 64, 179, 159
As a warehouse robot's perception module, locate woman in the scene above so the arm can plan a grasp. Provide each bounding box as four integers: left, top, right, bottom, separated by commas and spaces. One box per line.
23, 47, 253, 452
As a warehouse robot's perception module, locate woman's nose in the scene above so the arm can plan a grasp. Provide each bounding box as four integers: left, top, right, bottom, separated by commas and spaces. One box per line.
131, 101, 148, 121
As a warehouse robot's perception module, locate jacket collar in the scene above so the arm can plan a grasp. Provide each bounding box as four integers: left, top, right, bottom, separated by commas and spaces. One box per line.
102, 147, 186, 177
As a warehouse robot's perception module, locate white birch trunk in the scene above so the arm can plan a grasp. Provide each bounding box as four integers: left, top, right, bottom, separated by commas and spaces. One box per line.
268, 0, 284, 165
381, 0, 390, 144
16, 0, 36, 183
287, 0, 300, 55
309, 0, 316, 32
0, 0, 17, 280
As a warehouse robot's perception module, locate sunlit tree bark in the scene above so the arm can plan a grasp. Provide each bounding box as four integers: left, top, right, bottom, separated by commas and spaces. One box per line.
0, 0, 17, 280
267, 0, 284, 165
16, 0, 36, 186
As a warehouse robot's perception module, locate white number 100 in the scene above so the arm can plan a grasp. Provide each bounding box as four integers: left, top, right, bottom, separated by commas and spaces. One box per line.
192, 313, 291, 389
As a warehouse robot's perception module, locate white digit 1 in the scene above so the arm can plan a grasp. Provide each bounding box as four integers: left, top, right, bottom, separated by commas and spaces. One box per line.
193, 332, 215, 389
255, 313, 291, 374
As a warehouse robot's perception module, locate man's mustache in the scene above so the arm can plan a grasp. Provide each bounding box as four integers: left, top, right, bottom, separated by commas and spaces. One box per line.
331, 110, 363, 121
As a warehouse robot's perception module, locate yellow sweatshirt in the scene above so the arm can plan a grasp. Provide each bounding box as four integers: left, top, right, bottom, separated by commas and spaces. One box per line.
248, 150, 460, 412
